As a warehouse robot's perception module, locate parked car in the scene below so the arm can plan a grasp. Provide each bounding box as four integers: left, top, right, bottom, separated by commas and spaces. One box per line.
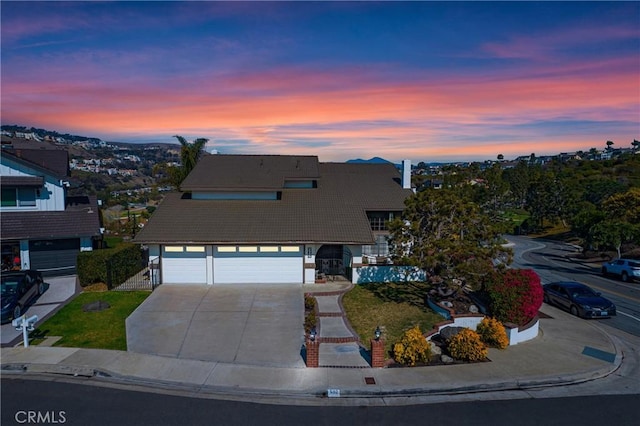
1, 270, 45, 324
601, 258, 640, 282
542, 281, 616, 319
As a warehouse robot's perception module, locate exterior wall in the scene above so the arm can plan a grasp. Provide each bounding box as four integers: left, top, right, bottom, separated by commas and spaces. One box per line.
304, 244, 318, 283
19, 240, 30, 270
505, 318, 539, 345
0, 160, 65, 212
206, 245, 214, 284
352, 265, 426, 284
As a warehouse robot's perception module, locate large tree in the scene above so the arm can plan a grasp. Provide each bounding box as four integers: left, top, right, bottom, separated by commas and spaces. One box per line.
388, 188, 512, 290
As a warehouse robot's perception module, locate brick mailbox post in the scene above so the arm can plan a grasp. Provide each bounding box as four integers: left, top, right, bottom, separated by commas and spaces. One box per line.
371, 338, 385, 368
305, 337, 319, 368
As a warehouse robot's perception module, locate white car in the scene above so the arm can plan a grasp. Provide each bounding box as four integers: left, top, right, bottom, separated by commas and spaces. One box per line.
601, 258, 640, 282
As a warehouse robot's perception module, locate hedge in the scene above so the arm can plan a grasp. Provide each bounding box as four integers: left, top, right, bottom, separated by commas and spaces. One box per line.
77, 243, 144, 289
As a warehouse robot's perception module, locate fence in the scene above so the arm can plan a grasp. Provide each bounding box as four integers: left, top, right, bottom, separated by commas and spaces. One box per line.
110, 249, 159, 291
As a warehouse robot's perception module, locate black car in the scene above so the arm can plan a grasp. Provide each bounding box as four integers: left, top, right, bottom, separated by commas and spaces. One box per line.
543, 281, 616, 319
1, 270, 45, 324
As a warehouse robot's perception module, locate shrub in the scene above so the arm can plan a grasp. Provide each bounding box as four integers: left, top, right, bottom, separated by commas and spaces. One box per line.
476, 317, 509, 349
304, 310, 317, 334
392, 326, 431, 366
77, 244, 144, 289
447, 328, 488, 362
487, 269, 543, 326
304, 295, 317, 311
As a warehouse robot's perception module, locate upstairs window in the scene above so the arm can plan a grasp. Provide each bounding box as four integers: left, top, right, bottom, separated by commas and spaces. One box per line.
1, 187, 36, 207
367, 211, 399, 231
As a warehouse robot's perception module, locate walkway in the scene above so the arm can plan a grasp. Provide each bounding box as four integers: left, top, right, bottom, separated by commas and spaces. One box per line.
303, 280, 371, 368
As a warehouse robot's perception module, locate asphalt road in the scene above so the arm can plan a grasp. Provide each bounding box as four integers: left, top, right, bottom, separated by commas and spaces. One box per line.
507, 235, 640, 337
1, 377, 639, 426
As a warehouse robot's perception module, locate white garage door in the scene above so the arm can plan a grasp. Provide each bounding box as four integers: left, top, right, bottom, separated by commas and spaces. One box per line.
162, 246, 207, 284
214, 245, 302, 284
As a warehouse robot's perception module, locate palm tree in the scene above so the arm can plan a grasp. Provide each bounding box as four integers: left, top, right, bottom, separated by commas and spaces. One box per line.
606, 140, 614, 151
174, 135, 208, 178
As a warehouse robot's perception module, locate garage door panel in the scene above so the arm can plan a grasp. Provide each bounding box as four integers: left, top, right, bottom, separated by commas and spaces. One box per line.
214, 257, 301, 284
162, 248, 207, 284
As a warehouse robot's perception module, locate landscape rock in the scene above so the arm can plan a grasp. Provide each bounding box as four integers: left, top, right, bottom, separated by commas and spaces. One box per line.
441, 354, 454, 364
439, 326, 465, 342
468, 304, 479, 314
428, 341, 442, 356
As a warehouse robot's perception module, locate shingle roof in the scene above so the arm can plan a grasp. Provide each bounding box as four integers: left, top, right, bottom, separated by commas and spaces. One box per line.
1, 148, 69, 179
0, 195, 102, 241
135, 157, 411, 245
181, 155, 320, 191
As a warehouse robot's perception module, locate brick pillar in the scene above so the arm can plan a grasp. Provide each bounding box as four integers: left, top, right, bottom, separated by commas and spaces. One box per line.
306, 338, 319, 368
371, 338, 386, 368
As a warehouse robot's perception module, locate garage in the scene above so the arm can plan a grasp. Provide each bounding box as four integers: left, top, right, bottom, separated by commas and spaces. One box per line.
162, 245, 208, 284
29, 238, 80, 277
213, 245, 302, 284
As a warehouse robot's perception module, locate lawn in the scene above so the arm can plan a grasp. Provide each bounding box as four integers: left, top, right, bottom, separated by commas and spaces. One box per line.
342, 282, 443, 358
33, 291, 150, 351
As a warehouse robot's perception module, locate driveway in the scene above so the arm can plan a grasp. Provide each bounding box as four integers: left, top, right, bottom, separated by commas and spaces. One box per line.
1, 275, 80, 347
126, 284, 306, 368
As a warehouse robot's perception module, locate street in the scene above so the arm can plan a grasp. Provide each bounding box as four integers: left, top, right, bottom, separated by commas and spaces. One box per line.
508, 235, 640, 337
1, 377, 639, 426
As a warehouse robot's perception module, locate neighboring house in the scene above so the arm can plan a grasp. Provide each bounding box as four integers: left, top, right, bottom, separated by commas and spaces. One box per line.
1, 146, 102, 276
134, 155, 413, 284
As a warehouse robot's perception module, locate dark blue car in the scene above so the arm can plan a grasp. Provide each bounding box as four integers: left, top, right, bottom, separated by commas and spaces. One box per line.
1, 270, 45, 324
543, 281, 616, 319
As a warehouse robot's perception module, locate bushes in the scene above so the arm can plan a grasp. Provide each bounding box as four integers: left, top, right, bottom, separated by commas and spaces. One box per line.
77, 244, 144, 289
304, 295, 317, 333
393, 326, 431, 366
476, 317, 509, 349
447, 328, 488, 362
487, 269, 543, 326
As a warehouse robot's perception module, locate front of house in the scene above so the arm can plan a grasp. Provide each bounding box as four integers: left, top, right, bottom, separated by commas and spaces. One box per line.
0, 145, 102, 276
134, 155, 413, 284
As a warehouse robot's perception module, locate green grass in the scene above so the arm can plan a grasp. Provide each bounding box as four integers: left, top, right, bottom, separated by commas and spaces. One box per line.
342, 282, 443, 358
32, 291, 150, 350
103, 236, 124, 248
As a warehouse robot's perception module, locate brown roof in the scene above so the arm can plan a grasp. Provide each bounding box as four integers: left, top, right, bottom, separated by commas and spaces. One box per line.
181, 155, 320, 191
135, 157, 411, 245
0, 195, 102, 241
1, 147, 69, 179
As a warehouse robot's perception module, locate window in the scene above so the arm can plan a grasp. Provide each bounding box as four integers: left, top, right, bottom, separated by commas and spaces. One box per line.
186, 246, 205, 252
259, 246, 279, 252
367, 211, 400, 231
362, 235, 389, 257
281, 246, 300, 252
1, 188, 17, 207
217, 246, 237, 252
239, 246, 258, 252
1, 187, 36, 207
164, 246, 184, 252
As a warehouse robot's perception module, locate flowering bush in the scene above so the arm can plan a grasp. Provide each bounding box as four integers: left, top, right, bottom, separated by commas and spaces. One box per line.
476, 317, 509, 349
393, 326, 431, 366
487, 269, 543, 326
447, 328, 488, 362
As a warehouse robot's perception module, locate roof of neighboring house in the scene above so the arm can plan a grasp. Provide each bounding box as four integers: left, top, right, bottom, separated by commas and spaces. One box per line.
1, 147, 69, 179
181, 155, 320, 191
0, 195, 102, 241
134, 157, 411, 245
0, 176, 45, 187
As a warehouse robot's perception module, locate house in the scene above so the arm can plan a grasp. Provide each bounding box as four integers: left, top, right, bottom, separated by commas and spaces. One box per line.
1, 145, 102, 276
133, 155, 413, 284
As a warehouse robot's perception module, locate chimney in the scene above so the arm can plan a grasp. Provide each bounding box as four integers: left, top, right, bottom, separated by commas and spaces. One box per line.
402, 159, 411, 189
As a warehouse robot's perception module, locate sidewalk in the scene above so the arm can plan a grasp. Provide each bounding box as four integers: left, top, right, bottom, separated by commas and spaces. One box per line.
1, 282, 623, 405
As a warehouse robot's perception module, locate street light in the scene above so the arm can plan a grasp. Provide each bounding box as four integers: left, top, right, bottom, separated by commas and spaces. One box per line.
309, 327, 317, 342
374, 326, 382, 341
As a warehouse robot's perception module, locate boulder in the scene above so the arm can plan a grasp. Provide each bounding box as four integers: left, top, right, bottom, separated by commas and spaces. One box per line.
428, 341, 442, 356
468, 304, 479, 314
439, 326, 465, 342
441, 354, 454, 364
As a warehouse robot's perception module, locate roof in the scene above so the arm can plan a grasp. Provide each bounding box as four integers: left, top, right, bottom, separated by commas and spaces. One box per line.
0, 176, 45, 187
0, 195, 102, 241
135, 157, 412, 244
181, 155, 320, 191
1, 147, 69, 179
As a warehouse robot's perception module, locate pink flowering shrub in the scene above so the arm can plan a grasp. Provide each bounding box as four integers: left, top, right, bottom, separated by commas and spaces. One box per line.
487, 269, 543, 326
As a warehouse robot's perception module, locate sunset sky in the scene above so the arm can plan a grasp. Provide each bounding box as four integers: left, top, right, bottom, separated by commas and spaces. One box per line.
1, 1, 638, 162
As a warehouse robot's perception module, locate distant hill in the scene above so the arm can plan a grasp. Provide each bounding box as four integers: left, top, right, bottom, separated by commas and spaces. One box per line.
346, 157, 393, 164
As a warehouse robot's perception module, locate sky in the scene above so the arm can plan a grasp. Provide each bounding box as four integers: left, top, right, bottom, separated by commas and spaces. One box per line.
1, 1, 639, 163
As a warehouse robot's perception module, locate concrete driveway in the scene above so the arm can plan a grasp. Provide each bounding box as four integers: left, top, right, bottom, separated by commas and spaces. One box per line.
126, 284, 306, 368
1, 275, 80, 347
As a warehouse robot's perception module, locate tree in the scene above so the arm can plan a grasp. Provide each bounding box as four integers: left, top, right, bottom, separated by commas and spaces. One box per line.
154, 135, 208, 189
632, 139, 640, 152
606, 140, 614, 151
591, 220, 639, 258
487, 269, 543, 326
497, 154, 504, 161
388, 188, 512, 290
